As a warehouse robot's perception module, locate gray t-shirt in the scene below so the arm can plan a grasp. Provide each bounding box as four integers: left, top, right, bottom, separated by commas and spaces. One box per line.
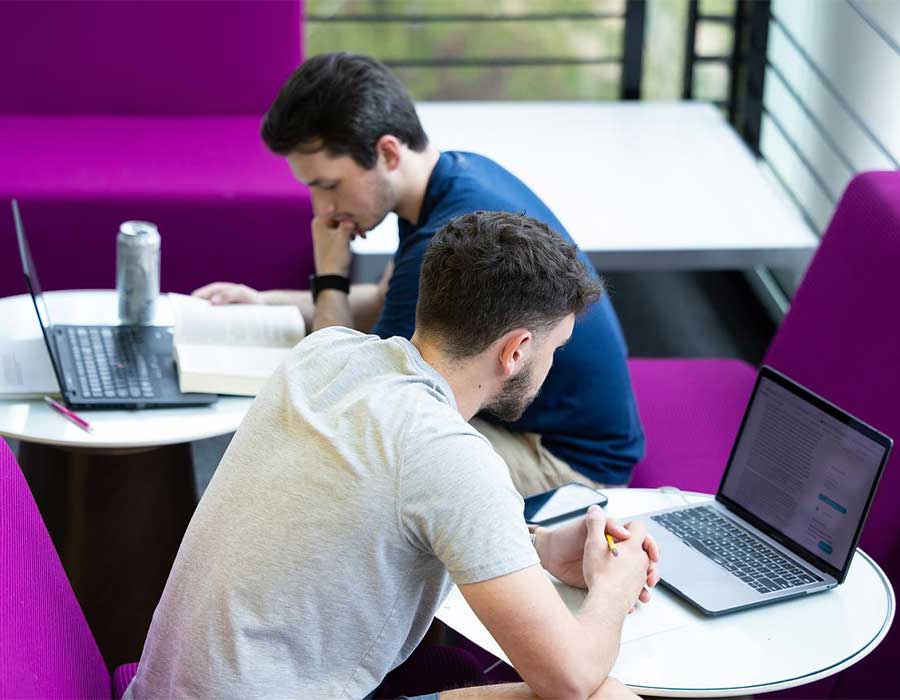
125, 327, 538, 699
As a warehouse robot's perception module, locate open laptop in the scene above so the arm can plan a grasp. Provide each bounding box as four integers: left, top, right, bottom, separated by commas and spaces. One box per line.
643, 366, 892, 615
12, 200, 218, 409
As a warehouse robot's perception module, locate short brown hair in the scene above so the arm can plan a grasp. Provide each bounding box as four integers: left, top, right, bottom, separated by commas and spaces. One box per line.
416, 211, 603, 359
261, 53, 428, 167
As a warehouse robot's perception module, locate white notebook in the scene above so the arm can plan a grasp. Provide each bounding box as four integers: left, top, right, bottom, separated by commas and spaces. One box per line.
0, 337, 60, 399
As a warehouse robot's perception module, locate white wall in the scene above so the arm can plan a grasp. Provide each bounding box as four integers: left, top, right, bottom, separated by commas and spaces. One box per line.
761, 0, 900, 237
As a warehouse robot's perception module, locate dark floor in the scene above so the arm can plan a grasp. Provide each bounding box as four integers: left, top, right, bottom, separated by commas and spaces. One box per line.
604, 270, 776, 364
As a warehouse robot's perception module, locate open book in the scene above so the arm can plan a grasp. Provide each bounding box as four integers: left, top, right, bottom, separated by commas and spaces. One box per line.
168, 293, 306, 396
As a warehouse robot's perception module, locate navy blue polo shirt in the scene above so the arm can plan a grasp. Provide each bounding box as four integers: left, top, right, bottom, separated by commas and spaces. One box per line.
371, 152, 644, 484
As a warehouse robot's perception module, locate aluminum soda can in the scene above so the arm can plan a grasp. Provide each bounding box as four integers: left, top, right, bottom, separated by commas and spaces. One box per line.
117, 220, 160, 325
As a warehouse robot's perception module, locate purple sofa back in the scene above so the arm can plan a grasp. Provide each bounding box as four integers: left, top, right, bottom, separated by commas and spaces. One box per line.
0, 438, 111, 699
0, 0, 302, 115
764, 171, 900, 699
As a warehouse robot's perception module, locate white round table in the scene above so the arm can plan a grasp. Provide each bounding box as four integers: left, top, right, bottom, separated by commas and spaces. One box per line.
0, 290, 254, 668
0, 290, 251, 449
437, 488, 895, 697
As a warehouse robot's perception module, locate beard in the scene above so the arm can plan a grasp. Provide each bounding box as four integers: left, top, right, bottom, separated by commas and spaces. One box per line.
483, 360, 540, 423
359, 169, 397, 233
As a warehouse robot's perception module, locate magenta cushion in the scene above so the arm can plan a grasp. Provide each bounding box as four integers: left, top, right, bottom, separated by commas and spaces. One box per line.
0, 116, 314, 296
0, 438, 111, 698
0, 1, 302, 115
628, 358, 758, 494
112, 663, 139, 700
763, 171, 900, 700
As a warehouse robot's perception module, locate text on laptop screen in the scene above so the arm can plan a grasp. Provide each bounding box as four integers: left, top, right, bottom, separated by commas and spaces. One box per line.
721, 376, 885, 569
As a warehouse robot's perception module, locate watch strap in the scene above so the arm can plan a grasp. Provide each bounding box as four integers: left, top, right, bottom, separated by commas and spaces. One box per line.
310, 274, 350, 302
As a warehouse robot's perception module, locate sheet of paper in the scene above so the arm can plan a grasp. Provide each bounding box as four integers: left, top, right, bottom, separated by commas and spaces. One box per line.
0, 337, 60, 398
168, 293, 305, 348
436, 576, 700, 666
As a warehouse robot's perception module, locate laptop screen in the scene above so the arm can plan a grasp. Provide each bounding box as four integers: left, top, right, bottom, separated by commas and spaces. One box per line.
12, 200, 54, 331
720, 370, 890, 574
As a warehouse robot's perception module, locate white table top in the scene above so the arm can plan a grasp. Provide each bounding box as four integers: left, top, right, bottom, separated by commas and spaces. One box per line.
351, 101, 817, 278
436, 488, 895, 698
0, 291, 252, 450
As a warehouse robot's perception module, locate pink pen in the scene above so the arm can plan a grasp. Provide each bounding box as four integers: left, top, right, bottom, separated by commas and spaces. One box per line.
43, 396, 93, 433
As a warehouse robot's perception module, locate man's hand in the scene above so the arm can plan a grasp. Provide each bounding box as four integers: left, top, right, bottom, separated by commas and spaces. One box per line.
192, 282, 264, 305
313, 216, 356, 277
535, 511, 631, 589
581, 506, 660, 610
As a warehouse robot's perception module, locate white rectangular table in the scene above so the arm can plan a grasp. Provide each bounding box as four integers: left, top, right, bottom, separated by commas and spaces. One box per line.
351, 102, 817, 280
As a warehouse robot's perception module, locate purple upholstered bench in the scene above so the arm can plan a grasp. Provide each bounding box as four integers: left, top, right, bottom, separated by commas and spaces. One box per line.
0, 0, 313, 298
0, 437, 138, 698
629, 172, 900, 698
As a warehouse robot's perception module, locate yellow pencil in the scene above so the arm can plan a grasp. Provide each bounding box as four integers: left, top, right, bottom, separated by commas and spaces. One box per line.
605, 533, 619, 557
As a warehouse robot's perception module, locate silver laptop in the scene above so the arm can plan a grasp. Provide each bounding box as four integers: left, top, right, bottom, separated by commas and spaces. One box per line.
643, 366, 892, 615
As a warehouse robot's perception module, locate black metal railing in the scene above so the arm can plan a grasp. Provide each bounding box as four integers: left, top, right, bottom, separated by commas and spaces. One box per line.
682, 0, 742, 110
306, 2, 647, 100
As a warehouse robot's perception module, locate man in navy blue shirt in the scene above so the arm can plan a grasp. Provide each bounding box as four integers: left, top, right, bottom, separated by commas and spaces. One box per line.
195, 52, 644, 490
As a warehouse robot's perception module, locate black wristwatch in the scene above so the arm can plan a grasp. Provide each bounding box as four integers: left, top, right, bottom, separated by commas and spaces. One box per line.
309, 274, 350, 303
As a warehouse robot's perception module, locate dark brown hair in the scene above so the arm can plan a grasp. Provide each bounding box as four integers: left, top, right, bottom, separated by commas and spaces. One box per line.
261, 53, 428, 167
416, 211, 603, 359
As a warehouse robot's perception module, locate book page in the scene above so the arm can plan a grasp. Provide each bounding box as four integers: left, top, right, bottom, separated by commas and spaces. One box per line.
174, 343, 293, 396
169, 293, 305, 348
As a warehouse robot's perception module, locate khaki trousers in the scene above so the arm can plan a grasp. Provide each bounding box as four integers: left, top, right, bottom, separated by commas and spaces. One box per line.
469, 417, 606, 498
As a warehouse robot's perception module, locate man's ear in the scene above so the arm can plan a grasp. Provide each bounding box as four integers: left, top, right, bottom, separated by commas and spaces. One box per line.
497, 329, 532, 378
376, 135, 402, 171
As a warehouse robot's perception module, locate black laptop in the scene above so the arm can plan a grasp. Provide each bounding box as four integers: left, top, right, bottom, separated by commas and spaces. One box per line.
12, 200, 218, 409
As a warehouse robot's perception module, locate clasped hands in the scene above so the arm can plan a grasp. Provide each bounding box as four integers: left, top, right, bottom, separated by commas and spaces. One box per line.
534, 505, 660, 610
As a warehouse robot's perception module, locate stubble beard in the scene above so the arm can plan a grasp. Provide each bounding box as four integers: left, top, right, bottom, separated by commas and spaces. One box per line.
483, 361, 539, 423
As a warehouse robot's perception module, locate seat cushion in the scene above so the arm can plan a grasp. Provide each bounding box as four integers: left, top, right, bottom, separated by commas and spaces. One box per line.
112, 662, 139, 700
0, 1, 301, 115
0, 438, 110, 699
0, 116, 314, 296
628, 358, 757, 494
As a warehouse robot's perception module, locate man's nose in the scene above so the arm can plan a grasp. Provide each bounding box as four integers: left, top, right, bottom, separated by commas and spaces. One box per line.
312, 192, 336, 216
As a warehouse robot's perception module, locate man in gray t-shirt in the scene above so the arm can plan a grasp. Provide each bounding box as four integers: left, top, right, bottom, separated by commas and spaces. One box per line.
125, 212, 659, 700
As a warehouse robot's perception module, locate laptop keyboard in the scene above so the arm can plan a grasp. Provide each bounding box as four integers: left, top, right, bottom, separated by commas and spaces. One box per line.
66, 327, 158, 400
652, 505, 822, 594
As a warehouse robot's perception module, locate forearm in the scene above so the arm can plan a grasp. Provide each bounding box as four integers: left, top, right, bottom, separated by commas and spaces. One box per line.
261, 284, 385, 333
532, 527, 630, 689
260, 289, 315, 327
572, 587, 630, 686
311, 289, 354, 331
344, 283, 387, 332
439, 677, 638, 700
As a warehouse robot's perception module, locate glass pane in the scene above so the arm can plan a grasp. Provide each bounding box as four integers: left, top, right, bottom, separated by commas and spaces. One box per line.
643, 0, 689, 99
693, 62, 729, 101
698, 0, 736, 15
695, 21, 733, 58
393, 63, 621, 100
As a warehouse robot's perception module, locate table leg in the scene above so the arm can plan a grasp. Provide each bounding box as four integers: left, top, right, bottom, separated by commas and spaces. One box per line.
17, 441, 197, 671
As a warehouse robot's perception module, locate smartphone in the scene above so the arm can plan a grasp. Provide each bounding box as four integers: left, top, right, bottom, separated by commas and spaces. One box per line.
523, 482, 609, 527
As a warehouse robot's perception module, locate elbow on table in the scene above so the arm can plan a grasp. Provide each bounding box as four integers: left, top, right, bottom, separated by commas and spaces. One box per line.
527, 668, 606, 700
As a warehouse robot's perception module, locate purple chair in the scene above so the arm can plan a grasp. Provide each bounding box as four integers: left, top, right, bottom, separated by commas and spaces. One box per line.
0, 0, 313, 299
628, 171, 900, 698
0, 437, 137, 699
627, 358, 757, 493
